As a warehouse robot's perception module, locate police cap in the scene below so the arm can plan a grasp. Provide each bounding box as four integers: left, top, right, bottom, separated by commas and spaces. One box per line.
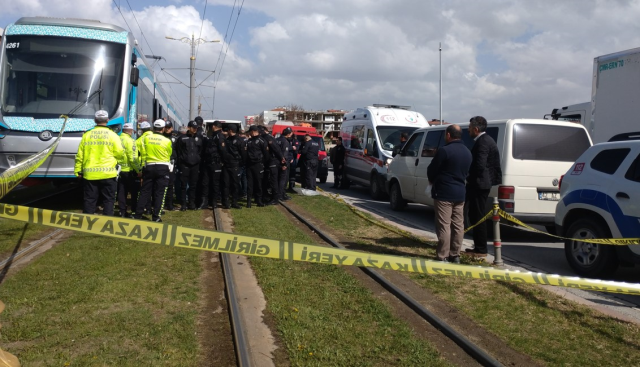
283, 127, 293, 135
212, 120, 222, 128
228, 124, 238, 133
153, 119, 166, 128
248, 125, 259, 132
195, 116, 204, 125
187, 120, 198, 128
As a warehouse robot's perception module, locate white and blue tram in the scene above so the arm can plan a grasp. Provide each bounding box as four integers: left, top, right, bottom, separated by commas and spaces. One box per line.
0, 17, 184, 178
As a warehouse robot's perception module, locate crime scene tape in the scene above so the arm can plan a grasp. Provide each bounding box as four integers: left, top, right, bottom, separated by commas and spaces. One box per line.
2, 203, 640, 295
498, 210, 640, 245
323, 191, 492, 246
0, 115, 68, 199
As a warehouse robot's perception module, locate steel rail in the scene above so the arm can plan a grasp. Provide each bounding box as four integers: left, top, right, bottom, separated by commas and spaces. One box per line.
279, 201, 504, 367
213, 207, 252, 367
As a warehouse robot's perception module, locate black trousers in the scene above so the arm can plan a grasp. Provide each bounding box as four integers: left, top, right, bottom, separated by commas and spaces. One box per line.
247, 162, 264, 204
277, 162, 290, 200
165, 171, 176, 209
304, 160, 318, 190
117, 171, 138, 215
222, 165, 241, 206
205, 161, 223, 205
83, 177, 117, 216
333, 165, 343, 187
288, 158, 298, 189
264, 160, 278, 200
136, 165, 170, 220
466, 187, 491, 253
180, 164, 200, 208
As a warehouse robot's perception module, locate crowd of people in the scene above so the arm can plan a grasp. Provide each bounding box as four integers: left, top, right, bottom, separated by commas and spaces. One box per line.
74, 111, 322, 222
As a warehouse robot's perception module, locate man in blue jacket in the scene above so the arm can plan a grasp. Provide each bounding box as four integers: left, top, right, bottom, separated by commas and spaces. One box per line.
427, 124, 472, 263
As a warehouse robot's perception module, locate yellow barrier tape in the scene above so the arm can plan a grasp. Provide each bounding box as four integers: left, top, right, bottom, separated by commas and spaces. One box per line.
2, 203, 640, 295
0, 115, 68, 200
498, 210, 640, 246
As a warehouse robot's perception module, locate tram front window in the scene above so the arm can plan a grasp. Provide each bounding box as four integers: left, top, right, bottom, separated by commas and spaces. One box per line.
1, 36, 125, 119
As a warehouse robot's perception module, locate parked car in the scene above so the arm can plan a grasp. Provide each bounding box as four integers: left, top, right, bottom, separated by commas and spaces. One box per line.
555, 140, 640, 277
386, 119, 592, 232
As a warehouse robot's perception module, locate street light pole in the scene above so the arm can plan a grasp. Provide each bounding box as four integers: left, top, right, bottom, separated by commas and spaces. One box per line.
166, 34, 220, 120
439, 42, 442, 125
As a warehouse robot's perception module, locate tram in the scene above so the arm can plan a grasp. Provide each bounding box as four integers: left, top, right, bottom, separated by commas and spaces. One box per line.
0, 17, 184, 178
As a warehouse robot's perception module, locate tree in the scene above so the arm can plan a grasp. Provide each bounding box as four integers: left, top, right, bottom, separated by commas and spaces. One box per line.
286, 104, 305, 122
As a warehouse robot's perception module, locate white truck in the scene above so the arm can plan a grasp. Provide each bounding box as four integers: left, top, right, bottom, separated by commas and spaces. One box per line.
546, 47, 640, 143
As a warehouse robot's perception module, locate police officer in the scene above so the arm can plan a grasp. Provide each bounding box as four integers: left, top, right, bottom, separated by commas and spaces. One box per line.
117, 123, 141, 217
136, 121, 153, 213
177, 120, 204, 210
301, 134, 320, 191
134, 119, 173, 222
276, 127, 294, 201
74, 110, 125, 216
331, 137, 346, 189
163, 121, 179, 211
288, 133, 300, 193
221, 124, 246, 209
258, 126, 285, 205
202, 120, 226, 209
245, 126, 268, 207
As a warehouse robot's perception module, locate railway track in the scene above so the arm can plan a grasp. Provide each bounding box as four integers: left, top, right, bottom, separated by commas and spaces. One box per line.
0, 183, 80, 276
279, 200, 504, 367
212, 207, 252, 367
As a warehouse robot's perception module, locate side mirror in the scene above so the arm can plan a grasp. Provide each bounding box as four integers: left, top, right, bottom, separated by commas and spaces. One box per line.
130, 67, 139, 86
365, 143, 373, 156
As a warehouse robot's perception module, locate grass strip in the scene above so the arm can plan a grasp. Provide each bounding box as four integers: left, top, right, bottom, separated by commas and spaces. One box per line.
0, 210, 203, 366
292, 194, 640, 367
0, 219, 52, 258
230, 205, 449, 367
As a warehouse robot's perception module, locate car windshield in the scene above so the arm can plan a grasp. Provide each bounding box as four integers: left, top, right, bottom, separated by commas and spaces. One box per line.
1, 35, 126, 119
297, 135, 326, 151
377, 126, 419, 151
512, 124, 591, 161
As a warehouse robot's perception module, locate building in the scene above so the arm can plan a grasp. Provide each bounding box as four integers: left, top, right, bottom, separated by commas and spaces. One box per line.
255, 107, 346, 135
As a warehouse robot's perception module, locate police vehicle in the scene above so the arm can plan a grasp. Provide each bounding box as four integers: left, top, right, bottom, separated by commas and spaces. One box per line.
555, 140, 640, 277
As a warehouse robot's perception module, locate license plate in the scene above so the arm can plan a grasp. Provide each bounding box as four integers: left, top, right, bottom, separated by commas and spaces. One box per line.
538, 191, 560, 201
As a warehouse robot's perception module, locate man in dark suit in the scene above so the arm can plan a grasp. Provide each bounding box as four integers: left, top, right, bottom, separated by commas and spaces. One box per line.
465, 116, 502, 257
427, 124, 472, 263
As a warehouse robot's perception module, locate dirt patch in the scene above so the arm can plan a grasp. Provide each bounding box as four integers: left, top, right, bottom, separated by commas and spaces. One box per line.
280, 202, 542, 367
0, 229, 72, 285
219, 208, 290, 367
197, 214, 237, 367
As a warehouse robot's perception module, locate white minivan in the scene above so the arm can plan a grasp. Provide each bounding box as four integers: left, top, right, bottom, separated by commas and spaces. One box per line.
386, 119, 592, 231
340, 104, 430, 199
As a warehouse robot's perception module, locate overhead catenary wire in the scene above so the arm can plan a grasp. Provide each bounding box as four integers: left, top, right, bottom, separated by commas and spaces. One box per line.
195, 0, 209, 60
212, 0, 238, 76
124, 0, 155, 56
112, 0, 134, 35
214, 0, 245, 87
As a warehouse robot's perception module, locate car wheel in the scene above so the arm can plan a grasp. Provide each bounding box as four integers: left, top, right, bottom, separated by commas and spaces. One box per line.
564, 217, 618, 278
369, 173, 385, 200
389, 182, 406, 211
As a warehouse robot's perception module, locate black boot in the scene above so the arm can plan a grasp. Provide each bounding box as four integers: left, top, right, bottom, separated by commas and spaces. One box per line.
198, 197, 208, 210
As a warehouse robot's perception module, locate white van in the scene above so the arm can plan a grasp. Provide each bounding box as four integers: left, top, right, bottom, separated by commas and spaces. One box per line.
386, 119, 593, 231
340, 104, 430, 199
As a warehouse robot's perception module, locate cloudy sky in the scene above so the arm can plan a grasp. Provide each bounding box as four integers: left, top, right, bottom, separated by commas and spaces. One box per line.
2, 0, 640, 124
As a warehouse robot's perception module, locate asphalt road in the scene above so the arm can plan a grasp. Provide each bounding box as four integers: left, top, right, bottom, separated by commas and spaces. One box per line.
314, 172, 640, 323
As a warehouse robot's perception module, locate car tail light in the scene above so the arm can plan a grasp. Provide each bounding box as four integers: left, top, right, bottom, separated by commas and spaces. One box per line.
498, 185, 515, 200
558, 175, 564, 190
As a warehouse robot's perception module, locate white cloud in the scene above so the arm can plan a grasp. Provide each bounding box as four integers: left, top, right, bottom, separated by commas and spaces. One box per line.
3, 0, 640, 123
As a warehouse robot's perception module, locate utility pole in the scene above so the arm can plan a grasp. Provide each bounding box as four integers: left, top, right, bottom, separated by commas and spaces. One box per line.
439, 42, 442, 125
166, 34, 219, 120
